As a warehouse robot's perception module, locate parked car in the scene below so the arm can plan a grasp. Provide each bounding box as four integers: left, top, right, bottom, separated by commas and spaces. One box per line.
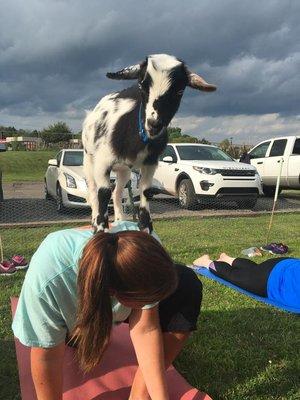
247, 136, 300, 197
0, 142, 6, 152
151, 143, 262, 209
44, 149, 140, 212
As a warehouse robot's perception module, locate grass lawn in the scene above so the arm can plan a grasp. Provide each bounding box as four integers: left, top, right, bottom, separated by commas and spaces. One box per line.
0, 214, 299, 399
0, 151, 57, 183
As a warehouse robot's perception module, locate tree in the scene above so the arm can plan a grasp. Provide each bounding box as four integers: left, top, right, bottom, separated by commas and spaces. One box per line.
167, 127, 182, 141
41, 122, 72, 146
167, 127, 199, 143
219, 139, 231, 152
198, 138, 211, 145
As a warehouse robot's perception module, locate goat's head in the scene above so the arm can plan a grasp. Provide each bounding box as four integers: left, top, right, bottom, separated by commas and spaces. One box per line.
107, 54, 217, 138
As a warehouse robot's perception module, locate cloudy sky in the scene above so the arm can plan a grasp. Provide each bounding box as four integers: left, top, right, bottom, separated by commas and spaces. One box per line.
0, 0, 299, 144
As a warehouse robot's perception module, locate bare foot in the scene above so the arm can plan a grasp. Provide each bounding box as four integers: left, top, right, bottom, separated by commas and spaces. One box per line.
217, 253, 235, 266
193, 254, 212, 268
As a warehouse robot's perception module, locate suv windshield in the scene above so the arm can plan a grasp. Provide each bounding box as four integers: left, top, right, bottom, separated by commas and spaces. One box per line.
63, 151, 83, 166
176, 145, 233, 161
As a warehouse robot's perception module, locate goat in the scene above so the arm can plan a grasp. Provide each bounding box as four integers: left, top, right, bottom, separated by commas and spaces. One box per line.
82, 54, 216, 232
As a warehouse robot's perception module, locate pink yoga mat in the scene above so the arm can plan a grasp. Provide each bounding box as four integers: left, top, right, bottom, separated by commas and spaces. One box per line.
11, 297, 212, 400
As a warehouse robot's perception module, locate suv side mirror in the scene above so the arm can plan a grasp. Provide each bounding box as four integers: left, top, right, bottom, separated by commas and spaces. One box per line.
162, 156, 174, 163
48, 159, 58, 167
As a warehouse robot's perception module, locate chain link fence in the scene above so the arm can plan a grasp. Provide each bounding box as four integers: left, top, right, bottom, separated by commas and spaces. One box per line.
0, 146, 300, 229
0, 158, 299, 228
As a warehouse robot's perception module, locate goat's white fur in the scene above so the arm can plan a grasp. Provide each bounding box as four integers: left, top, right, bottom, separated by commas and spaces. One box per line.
82, 97, 136, 221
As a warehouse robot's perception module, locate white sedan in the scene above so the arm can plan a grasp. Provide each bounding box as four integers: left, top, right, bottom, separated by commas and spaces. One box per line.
44, 149, 140, 212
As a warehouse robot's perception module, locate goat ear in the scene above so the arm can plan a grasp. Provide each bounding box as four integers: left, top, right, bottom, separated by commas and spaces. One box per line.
106, 64, 141, 80
187, 70, 217, 92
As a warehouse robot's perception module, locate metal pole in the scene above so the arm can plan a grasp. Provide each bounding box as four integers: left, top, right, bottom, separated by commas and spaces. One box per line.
266, 157, 284, 244
0, 170, 3, 202
0, 235, 3, 263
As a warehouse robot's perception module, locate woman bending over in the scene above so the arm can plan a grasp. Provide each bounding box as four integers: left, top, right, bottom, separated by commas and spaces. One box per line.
13, 222, 202, 400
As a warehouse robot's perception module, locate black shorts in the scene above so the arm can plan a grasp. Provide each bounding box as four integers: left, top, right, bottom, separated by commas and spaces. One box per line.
158, 263, 202, 332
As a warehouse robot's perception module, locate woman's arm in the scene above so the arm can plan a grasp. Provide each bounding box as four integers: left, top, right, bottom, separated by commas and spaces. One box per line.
129, 306, 169, 400
31, 343, 65, 400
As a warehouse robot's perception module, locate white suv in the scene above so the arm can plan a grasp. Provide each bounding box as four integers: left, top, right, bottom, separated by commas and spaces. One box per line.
152, 143, 262, 209
44, 149, 140, 212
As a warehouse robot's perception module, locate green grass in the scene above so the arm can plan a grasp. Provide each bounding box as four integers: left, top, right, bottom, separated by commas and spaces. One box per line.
0, 151, 57, 183
1, 214, 300, 399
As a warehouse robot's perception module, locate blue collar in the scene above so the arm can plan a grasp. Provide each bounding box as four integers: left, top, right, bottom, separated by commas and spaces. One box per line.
138, 103, 149, 144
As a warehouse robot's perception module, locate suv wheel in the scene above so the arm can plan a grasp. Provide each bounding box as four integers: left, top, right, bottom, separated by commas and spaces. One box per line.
44, 179, 51, 200
263, 185, 281, 197
178, 179, 197, 209
56, 184, 65, 213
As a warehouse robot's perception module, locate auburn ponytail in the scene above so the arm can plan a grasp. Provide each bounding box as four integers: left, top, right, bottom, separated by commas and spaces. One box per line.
71, 233, 115, 372
71, 230, 177, 372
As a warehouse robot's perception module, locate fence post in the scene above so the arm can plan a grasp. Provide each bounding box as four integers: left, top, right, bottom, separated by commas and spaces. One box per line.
0, 170, 3, 201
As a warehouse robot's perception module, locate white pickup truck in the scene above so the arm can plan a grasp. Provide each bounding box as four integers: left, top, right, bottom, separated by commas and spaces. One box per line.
247, 136, 300, 196
151, 143, 262, 209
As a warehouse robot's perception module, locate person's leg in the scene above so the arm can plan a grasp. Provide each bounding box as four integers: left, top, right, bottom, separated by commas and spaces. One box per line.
212, 256, 273, 296
129, 264, 202, 400
259, 257, 291, 269
217, 253, 236, 266
193, 254, 212, 267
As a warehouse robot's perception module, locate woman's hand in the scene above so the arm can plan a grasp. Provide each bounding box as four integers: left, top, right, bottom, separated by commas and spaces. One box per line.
31, 343, 65, 400
129, 306, 169, 400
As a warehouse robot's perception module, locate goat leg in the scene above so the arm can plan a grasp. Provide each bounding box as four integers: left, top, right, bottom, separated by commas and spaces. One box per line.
138, 165, 157, 233
94, 187, 112, 233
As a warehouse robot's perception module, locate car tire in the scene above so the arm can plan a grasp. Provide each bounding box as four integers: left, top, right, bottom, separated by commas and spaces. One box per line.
236, 198, 257, 209
44, 179, 51, 200
178, 179, 197, 209
56, 184, 66, 213
263, 185, 282, 197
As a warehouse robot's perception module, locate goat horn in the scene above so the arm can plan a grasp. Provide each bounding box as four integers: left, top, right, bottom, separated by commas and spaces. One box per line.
106, 64, 141, 80
187, 69, 217, 92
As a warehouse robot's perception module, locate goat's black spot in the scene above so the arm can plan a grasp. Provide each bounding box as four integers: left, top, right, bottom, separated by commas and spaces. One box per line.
94, 110, 109, 143
143, 188, 153, 199
111, 88, 145, 160
143, 129, 168, 165
138, 207, 153, 232
97, 187, 112, 218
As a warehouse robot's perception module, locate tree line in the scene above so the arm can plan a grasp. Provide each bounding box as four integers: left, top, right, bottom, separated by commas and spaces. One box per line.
0, 123, 250, 158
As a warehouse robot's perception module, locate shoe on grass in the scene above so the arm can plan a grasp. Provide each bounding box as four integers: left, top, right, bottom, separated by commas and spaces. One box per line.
0, 261, 17, 276
11, 255, 28, 270
260, 243, 288, 255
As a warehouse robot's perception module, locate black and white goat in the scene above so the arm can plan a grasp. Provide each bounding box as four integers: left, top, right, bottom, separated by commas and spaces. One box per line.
82, 54, 216, 232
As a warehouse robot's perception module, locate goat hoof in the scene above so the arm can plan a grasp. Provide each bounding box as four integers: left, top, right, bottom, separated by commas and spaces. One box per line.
137, 221, 153, 234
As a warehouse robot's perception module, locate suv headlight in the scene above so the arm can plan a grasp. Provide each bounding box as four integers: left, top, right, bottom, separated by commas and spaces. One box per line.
193, 166, 218, 175
64, 173, 77, 188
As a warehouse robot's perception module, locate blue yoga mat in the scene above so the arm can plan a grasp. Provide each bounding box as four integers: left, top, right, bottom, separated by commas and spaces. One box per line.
193, 266, 300, 314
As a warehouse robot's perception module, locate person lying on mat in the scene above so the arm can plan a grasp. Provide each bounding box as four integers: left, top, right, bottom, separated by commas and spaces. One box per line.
193, 253, 300, 308
12, 221, 202, 400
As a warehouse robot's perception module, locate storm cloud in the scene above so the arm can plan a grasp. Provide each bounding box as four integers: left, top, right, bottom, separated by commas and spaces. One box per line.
0, 0, 299, 143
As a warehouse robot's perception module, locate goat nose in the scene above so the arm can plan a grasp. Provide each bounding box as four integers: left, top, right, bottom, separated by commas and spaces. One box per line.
147, 118, 160, 128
